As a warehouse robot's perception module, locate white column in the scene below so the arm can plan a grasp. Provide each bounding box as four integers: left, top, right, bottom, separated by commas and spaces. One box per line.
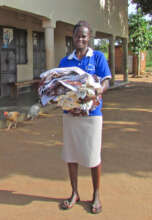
109, 35, 115, 85
42, 20, 56, 70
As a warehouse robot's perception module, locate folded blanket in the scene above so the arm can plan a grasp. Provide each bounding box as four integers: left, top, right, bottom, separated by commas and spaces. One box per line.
38, 67, 102, 115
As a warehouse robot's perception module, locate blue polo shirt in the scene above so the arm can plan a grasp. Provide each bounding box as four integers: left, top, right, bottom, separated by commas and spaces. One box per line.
59, 47, 111, 116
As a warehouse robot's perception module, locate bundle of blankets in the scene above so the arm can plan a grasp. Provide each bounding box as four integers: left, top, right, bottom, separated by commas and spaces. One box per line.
38, 67, 102, 115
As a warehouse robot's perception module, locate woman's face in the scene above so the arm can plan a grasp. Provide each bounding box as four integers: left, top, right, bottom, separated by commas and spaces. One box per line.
73, 26, 90, 50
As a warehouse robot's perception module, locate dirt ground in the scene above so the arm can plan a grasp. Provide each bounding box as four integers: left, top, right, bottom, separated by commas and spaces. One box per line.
0, 74, 152, 220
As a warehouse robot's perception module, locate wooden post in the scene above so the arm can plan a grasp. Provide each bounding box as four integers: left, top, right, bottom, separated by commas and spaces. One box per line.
109, 35, 115, 85
122, 38, 128, 82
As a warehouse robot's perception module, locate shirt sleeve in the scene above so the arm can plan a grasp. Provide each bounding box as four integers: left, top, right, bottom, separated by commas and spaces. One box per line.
94, 51, 112, 82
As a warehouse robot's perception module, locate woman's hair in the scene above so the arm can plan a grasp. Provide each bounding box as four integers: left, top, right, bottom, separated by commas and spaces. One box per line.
73, 20, 92, 34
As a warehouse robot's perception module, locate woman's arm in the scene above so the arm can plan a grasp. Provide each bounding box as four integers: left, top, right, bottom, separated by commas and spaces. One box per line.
96, 78, 110, 96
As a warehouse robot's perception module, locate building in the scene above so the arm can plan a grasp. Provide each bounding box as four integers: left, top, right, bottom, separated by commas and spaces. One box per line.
0, 0, 128, 97
115, 46, 147, 75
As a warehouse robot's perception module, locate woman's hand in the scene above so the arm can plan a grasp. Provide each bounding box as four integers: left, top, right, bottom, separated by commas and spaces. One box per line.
78, 95, 96, 103
69, 108, 81, 116
69, 108, 87, 116
95, 87, 103, 96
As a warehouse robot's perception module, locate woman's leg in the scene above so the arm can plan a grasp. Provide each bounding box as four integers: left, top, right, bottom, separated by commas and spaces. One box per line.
61, 162, 80, 209
91, 163, 102, 213
68, 162, 79, 197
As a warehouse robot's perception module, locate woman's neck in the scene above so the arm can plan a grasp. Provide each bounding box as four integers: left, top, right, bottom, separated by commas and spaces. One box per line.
76, 47, 88, 59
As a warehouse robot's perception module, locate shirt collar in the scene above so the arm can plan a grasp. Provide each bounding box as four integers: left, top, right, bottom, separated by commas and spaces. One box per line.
67, 47, 93, 60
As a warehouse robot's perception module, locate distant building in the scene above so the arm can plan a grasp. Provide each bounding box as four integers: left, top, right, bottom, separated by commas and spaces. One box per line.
0, 0, 128, 97
115, 46, 147, 75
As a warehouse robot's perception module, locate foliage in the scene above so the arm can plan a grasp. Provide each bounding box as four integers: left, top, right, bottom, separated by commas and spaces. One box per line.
94, 39, 109, 59
129, 8, 152, 75
129, 8, 152, 55
94, 39, 108, 52
132, 0, 152, 16
146, 50, 152, 71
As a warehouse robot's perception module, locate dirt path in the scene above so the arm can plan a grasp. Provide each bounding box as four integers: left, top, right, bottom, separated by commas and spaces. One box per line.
0, 75, 152, 220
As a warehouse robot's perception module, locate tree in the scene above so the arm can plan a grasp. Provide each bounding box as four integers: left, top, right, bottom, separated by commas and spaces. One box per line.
129, 8, 152, 76
94, 39, 109, 59
132, 0, 152, 16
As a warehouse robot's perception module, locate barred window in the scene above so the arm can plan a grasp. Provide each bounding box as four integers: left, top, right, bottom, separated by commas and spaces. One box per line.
15, 29, 27, 64
65, 36, 73, 55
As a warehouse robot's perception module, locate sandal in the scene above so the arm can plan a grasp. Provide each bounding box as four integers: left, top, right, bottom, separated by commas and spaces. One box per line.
91, 204, 102, 214
60, 197, 80, 210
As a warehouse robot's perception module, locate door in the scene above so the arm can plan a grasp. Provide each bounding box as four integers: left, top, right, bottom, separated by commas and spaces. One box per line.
33, 32, 46, 79
66, 36, 73, 55
0, 27, 16, 96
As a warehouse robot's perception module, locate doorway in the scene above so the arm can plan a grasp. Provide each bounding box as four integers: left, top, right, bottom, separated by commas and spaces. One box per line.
0, 27, 16, 96
33, 31, 46, 79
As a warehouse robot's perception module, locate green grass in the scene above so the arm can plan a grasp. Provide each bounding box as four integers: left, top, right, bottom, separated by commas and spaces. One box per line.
103, 52, 108, 60
146, 50, 152, 72
146, 66, 152, 72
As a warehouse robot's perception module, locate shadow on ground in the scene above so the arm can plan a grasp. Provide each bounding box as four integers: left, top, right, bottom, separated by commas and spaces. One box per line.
0, 189, 93, 213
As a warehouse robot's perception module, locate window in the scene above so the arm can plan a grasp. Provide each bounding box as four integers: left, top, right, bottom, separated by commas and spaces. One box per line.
15, 29, 27, 64
66, 36, 73, 55
33, 31, 46, 78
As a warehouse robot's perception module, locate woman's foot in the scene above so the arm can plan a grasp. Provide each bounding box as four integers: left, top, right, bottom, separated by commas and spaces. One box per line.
91, 200, 102, 214
91, 192, 102, 214
60, 193, 80, 210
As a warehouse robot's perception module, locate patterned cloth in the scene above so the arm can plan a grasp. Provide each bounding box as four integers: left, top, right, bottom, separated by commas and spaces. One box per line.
38, 66, 102, 115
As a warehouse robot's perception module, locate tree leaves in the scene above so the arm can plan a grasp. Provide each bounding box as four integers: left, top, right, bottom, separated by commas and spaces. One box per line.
132, 0, 152, 16
128, 8, 152, 54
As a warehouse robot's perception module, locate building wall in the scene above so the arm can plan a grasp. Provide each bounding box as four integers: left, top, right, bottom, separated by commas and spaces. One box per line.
0, 0, 128, 38
54, 22, 74, 66
0, 8, 43, 82
0, 0, 128, 68
0, 0, 128, 96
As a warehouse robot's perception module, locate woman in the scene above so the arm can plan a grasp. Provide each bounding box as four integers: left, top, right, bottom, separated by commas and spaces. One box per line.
59, 21, 111, 214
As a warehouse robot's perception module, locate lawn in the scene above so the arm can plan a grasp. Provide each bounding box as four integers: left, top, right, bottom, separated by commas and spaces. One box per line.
146, 50, 152, 72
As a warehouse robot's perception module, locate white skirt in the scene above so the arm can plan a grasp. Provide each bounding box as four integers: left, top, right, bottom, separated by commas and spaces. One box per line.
62, 114, 103, 168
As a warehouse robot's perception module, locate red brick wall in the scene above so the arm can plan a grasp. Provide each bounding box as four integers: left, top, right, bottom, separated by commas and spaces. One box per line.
115, 46, 146, 74
133, 52, 146, 75
115, 46, 123, 74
